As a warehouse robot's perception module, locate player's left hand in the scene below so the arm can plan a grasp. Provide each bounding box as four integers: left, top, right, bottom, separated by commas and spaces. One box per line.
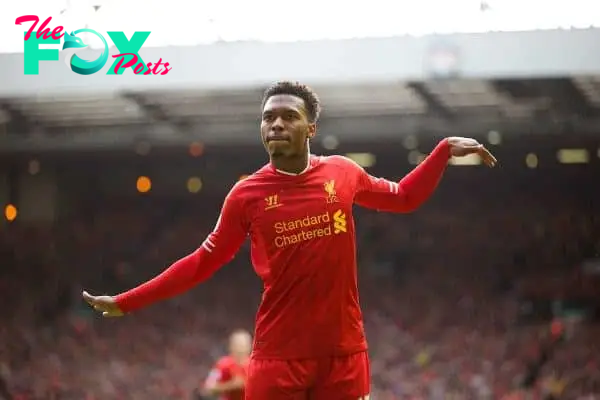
82, 290, 124, 317
446, 137, 497, 167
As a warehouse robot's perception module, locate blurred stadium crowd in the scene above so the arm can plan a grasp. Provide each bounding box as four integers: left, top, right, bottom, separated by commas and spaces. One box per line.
1, 154, 599, 399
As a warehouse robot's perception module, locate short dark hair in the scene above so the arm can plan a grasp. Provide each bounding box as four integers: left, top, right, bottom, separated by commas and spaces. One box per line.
261, 81, 321, 123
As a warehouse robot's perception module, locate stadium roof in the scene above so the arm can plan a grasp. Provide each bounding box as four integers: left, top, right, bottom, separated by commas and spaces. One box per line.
1, 76, 600, 152
3, 77, 600, 128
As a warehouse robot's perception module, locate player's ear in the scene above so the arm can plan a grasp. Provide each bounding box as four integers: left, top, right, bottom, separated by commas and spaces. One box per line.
307, 123, 316, 139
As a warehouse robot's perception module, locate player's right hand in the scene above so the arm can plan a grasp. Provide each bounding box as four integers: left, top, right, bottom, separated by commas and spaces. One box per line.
82, 290, 124, 317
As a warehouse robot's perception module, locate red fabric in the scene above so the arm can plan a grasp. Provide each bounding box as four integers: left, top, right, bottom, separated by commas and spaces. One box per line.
246, 351, 370, 400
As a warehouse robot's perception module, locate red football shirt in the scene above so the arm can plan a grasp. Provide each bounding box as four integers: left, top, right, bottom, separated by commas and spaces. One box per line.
116, 140, 450, 359
204, 355, 248, 400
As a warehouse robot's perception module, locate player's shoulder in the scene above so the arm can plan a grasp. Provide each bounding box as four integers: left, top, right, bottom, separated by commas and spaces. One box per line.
318, 154, 363, 172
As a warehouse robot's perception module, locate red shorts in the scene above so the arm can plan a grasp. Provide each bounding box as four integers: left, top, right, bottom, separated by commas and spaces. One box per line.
245, 351, 370, 400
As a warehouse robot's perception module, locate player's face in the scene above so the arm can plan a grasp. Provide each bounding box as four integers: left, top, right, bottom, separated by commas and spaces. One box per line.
229, 332, 252, 356
261, 94, 315, 158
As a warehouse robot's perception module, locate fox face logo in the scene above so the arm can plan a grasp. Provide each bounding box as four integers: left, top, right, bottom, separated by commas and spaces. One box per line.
60, 28, 109, 75
62, 31, 87, 50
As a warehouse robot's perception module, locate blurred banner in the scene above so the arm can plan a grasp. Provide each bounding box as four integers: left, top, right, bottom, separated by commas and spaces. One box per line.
1, 29, 600, 96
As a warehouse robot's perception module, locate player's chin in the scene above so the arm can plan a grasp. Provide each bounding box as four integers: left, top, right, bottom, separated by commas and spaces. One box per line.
270, 149, 286, 158
266, 142, 289, 157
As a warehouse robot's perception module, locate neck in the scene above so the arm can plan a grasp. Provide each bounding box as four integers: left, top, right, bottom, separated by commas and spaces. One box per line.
271, 152, 310, 175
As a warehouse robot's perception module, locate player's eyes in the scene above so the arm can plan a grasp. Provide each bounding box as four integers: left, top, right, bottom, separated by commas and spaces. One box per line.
262, 113, 297, 122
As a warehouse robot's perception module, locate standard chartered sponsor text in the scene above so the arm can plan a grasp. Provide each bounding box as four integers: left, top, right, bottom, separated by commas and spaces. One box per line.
273, 211, 343, 248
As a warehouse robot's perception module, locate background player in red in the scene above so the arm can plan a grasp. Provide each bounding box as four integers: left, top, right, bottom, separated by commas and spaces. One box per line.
200, 329, 252, 400
83, 81, 497, 399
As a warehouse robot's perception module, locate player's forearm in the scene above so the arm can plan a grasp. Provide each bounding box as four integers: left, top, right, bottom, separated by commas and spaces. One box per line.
115, 247, 220, 313
397, 138, 450, 210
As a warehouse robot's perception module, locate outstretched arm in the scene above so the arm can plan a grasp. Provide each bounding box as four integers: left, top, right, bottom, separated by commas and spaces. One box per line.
83, 184, 249, 316
353, 138, 450, 213
353, 137, 496, 213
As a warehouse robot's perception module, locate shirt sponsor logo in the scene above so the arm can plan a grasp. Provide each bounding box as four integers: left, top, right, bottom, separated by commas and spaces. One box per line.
272, 209, 346, 248
332, 209, 347, 234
